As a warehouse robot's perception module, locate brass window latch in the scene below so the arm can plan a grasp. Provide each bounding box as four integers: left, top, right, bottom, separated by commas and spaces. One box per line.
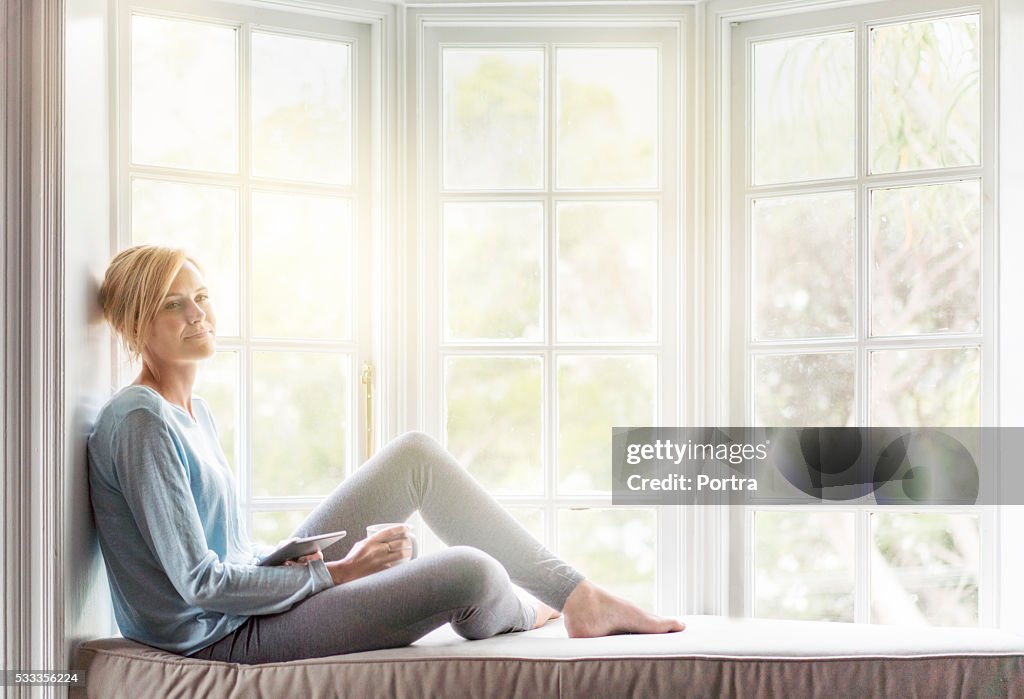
360, 361, 375, 462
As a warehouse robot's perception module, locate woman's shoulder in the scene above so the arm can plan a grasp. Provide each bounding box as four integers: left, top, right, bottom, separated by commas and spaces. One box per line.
91, 385, 220, 443
88, 386, 172, 466
93, 385, 170, 432
112, 384, 168, 412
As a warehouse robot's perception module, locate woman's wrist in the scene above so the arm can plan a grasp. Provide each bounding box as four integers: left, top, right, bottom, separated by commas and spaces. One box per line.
326, 559, 349, 585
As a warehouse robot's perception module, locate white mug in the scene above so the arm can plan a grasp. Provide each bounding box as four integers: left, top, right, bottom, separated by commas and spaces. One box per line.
367, 523, 419, 565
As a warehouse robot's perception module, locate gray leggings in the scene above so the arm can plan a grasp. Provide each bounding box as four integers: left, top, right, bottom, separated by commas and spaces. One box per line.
189, 431, 586, 664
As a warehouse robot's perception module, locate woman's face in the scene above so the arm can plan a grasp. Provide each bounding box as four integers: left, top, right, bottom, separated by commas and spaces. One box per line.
144, 261, 217, 365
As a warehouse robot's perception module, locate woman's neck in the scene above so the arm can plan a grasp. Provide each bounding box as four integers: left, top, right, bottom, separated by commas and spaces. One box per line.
133, 362, 198, 420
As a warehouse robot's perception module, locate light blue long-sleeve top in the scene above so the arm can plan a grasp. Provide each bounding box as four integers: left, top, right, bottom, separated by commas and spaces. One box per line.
87, 385, 335, 655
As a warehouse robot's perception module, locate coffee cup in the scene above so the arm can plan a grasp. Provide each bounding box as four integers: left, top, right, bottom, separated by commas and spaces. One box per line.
367, 523, 418, 565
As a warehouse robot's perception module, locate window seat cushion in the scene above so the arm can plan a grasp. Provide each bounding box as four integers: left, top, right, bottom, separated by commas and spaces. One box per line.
73, 615, 1024, 698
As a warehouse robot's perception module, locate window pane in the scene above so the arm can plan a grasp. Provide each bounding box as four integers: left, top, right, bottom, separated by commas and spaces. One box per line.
131, 15, 237, 172
443, 49, 544, 190
752, 192, 855, 340
557, 355, 656, 493
870, 348, 980, 427
870, 181, 981, 336
754, 353, 855, 426
251, 509, 314, 548
753, 32, 855, 185
870, 15, 980, 174
251, 192, 352, 340
556, 202, 657, 342
195, 350, 238, 473
131, 178, 240, 336
252, 352, 350, 497
444, 203, 542, 341
558, 508, 656, 609
871, 513, 979, 626
444, 356, 542, 493
556, 48, 658, 188
755, 511, 855, 621
251, 32, 352, 185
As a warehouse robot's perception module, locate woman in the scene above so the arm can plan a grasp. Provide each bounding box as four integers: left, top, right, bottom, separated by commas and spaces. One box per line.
87, 244, 684, 664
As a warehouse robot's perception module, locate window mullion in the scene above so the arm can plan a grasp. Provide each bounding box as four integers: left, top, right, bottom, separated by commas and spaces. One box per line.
545, 39, 557, 552
239, 18, 253, 528
854, 16, 871, 624
855, 510, 871, 623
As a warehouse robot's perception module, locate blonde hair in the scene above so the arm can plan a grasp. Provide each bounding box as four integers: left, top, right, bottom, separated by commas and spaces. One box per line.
99, 245, 202, 361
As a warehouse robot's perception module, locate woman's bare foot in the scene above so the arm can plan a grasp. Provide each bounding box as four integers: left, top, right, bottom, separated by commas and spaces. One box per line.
561, 580, 685, 638
532, 602, 561, 629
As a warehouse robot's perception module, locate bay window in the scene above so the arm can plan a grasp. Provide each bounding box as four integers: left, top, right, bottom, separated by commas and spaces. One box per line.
728, 0, 994, 625
108, 0, 1003, 627
118, 0, 375, 545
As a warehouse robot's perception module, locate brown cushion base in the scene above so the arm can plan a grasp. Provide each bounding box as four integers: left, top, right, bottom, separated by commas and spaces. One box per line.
72, 615, 1024, 698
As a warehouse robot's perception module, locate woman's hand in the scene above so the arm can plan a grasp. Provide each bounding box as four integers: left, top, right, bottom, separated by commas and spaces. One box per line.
283, 549, 324, 567
325, 525, 413, 585
275, 537, 326, 567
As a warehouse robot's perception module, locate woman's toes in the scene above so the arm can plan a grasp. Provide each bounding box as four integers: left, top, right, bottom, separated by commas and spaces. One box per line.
663, 617, 685, 632
533, 602, 559, 629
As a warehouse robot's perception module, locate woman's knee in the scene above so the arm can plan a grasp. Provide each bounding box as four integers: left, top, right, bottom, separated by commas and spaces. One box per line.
390, 430, 443, 460
361, 430, 442, 483
438, 546, 511, 606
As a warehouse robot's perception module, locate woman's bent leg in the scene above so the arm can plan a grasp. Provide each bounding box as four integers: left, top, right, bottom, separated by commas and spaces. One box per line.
291, 431, 585, 611
192, 547, 534, 664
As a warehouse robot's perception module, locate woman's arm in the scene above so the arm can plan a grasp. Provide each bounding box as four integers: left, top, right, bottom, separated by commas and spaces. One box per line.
112, 408, 335, 615
250, 541, 276, 563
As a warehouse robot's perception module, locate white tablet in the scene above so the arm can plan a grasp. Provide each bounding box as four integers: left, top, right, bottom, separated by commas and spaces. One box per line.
257, 530, 347, 567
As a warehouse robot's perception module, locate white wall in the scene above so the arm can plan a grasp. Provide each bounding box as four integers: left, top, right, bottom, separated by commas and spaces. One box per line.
64, 0, 118, 665
997, 0, 1024, 636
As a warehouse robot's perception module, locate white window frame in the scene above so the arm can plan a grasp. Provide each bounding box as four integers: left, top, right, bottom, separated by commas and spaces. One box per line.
408, 4, 694, 617
112, 0, 393, 542
718, 0, 1000, 625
